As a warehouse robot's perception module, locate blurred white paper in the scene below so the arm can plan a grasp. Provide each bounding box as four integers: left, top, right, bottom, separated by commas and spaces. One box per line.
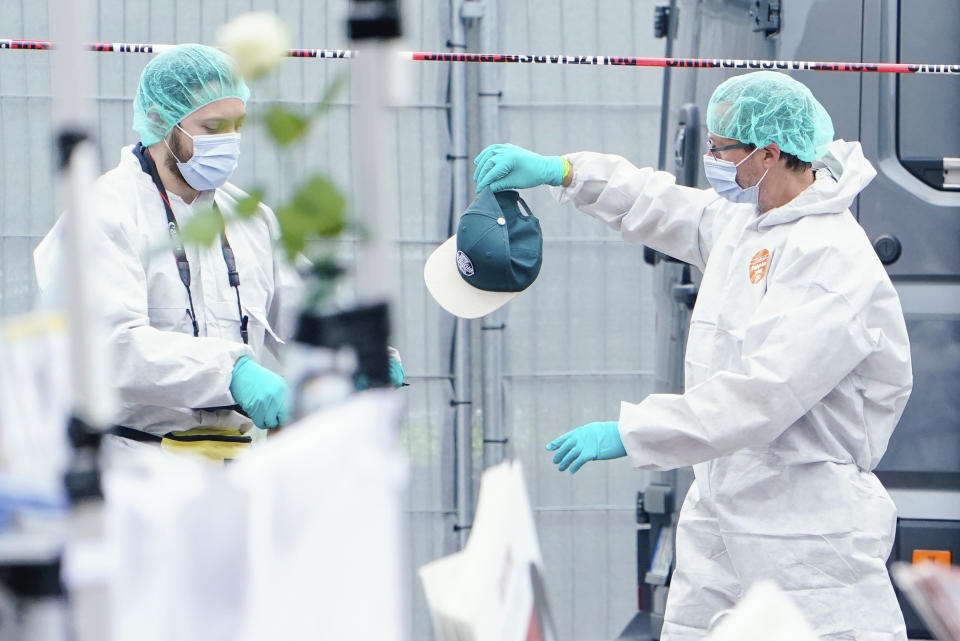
706, 581, 818, 641
419, 461, 556, 641
104, 390, 407, 641
234, 390, 408, 641
105, 450, 249, 641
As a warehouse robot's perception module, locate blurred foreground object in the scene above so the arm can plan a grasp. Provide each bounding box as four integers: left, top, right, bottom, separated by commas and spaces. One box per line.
705, 581, 818, 641
0, 314, 73, 507
106, 390, 407, 641
892, 562, 960, 641
216, 11, 291, 80
419, 461, 557, 641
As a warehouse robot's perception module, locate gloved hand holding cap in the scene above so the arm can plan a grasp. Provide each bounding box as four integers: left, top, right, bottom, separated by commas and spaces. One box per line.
473, 143, 568, 193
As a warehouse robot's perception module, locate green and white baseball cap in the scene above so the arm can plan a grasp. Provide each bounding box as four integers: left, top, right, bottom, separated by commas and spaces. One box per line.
424, 189, 543, 319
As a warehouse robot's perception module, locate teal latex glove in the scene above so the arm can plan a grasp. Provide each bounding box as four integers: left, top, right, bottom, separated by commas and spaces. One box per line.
229, 356, 288, 429
473, 143, 565, 193
545, 421, 627, 474
388, 358, 405, 389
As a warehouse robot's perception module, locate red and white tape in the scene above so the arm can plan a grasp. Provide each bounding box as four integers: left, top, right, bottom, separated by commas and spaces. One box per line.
2, 39, 958, 75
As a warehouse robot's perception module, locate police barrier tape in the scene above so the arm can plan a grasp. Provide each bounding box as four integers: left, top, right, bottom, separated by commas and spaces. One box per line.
2, 39, 958, 74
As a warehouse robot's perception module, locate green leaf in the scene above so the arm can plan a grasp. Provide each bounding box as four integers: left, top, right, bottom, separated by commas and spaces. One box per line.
275, 207, 307, 258
235, 188, 265, 218
179, 206, 223, 247
293, 176, 347, 237
265, 106, 310, 146
275, 174, 346, 260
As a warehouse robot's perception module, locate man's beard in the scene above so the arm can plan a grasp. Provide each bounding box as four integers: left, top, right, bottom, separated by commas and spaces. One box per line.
164, 128, 190, 186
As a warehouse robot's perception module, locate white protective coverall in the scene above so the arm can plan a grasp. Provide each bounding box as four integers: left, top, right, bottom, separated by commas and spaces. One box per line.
554, 140, 912, 640
34, 145, 302, 437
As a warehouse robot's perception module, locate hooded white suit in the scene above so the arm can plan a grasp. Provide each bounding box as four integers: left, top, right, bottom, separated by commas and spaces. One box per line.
555, 140, 912, 640
34, 145, 302, 437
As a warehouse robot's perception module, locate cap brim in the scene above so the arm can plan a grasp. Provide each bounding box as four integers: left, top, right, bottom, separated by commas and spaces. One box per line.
423, 235, 521, 319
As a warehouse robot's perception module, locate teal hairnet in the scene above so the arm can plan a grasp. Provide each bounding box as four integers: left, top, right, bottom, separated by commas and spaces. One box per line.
706, 71, 834, 162
133, 44, 250, 147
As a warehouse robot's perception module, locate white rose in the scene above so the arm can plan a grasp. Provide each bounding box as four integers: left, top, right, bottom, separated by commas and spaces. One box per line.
217, 12, 291, 80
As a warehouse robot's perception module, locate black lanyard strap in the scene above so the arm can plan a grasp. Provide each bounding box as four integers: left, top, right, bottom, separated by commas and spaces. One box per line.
132, 143, 248, 344
220, 239, 249, 344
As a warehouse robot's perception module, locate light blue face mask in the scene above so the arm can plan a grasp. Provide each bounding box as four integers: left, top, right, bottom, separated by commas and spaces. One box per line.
702, 147, 769, 204
166, 124, 241, 192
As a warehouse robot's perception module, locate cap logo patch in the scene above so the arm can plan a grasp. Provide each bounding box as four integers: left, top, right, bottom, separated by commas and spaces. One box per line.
749, 249, 770, 284
456, 250, 475, 277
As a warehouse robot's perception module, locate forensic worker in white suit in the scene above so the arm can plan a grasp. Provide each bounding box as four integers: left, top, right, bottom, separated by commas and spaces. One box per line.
35, 44, 302, 454
473, 71, 912, 640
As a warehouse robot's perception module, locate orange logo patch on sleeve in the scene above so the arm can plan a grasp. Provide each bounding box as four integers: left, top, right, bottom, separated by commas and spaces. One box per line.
749, 249, 770, 284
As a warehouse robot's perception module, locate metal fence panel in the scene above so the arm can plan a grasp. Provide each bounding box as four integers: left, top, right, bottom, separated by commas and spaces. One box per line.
0, 2, 665, 638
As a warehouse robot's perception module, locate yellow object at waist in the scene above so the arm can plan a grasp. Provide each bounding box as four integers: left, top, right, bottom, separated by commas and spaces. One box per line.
159, 427, 253, 463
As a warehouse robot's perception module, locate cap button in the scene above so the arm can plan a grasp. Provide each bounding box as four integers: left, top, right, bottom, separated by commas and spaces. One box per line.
497, 217, 506, 225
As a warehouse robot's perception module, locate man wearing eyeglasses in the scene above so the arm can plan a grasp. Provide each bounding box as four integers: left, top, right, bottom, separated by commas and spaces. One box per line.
473, 71, 912, 640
